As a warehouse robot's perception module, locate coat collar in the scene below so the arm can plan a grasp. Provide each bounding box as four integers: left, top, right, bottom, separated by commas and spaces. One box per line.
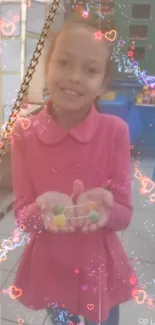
36, 101, 100, 145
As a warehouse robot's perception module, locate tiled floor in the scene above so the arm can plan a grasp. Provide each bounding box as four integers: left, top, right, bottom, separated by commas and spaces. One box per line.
0, 157, 155, 325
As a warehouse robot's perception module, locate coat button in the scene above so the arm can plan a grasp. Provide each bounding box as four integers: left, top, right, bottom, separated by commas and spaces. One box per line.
52, 164, 60, 173
73, 164, 82, 173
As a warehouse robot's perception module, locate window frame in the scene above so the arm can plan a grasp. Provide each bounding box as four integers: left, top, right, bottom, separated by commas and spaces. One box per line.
131, 4, 151, 20
129, 24, 148, 40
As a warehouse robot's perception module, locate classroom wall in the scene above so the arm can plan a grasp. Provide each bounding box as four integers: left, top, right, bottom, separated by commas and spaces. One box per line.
113, 0, 155, 78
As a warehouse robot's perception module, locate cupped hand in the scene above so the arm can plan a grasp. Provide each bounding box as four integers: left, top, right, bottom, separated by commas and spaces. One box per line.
36, 191, 75, 233
75, 188, 114, 232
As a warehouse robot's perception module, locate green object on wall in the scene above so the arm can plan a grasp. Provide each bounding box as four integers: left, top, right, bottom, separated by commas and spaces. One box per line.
103, 0, 155, 79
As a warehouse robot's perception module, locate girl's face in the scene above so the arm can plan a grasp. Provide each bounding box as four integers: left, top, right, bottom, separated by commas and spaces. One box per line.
46, 25, 109, 112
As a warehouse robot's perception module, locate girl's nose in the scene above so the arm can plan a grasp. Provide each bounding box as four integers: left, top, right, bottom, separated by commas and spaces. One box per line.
69, 67, 81, 83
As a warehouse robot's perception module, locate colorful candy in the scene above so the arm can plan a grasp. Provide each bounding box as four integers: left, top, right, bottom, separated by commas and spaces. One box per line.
88, 211, 100, 223
52, 183, 100, 228
53, 204, 64, 215
53, 214, 66, 227
87, 201, 97, 211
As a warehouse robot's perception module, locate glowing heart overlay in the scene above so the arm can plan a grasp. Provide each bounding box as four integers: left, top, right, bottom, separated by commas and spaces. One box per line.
17, 318, 24, 325
132, 289, 147, 305
87, 303, 94, 311
1, 21, 16, 36
105, 30, 117, 42
3, 285, 23, 299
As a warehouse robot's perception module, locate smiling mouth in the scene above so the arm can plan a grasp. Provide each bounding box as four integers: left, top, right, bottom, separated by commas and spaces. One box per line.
60, 87, 82, 97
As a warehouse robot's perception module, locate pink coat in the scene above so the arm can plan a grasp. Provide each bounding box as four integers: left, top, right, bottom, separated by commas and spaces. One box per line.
11, 103, 136, 323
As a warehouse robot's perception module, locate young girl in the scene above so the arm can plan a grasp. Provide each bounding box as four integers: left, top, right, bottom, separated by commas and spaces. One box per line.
11, 12, 136, 325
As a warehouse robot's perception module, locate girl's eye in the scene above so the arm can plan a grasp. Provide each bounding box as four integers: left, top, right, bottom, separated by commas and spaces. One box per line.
87, 67, 97, 74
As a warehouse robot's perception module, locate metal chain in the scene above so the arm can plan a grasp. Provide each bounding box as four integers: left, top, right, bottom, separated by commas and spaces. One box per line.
0, 0, 60, 157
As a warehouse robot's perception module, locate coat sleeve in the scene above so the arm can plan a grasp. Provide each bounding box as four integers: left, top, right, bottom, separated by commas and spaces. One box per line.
11, 119, 46, 233
105, 121, 133, 231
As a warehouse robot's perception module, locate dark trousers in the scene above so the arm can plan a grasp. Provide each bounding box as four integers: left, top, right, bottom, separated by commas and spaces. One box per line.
45, 305, 119, 325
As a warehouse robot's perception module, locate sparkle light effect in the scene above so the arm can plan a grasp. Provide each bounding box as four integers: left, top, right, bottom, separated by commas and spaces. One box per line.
87, 304, 95, 311
94, 29, 117, 42
134, 161, 155, 203
44, 305, 83, 325
82, 285, 88, 290
72, 0, 153, 85
3, 285, 23, 299
82, 10, 88, 19
1, 20, 16, 36
0, 248, 7, 262
105, 3, 155, 86
0, 226, 30, 266
105, 29, 117, 42
20, 117, 32, 130
147, 297, 155, 310
1, 227, 29, 304
94, 30, 104, 40
17, 318, 24, 325
96, 1, 153, 84
132, 289, 147, 305
74, 269, 79, 274
141, 177, 155, 194
129, 274, 137, 285
13, 15, 20, 22
118, 39, 125, 47
1, 238, 14, 250
0, 10, 20, 36
128, 51, 134, 58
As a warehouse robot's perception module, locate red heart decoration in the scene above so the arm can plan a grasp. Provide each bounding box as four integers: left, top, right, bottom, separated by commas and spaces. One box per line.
17, 318, 24, 325
20, 224, 26, 231
132, 289, 147, 305
1, 21, 16, 36
87, 304, 94, 311
105, 30, 117, 42
134, 170, 142, 179
129, 276, 136, 285
2, 239, 13, 251
21, 118, 31, 130
9, 285, 23, 299
141, 177, 155, 193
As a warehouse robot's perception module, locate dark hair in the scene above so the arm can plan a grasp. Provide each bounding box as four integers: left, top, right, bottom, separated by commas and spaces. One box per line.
45, 11, 114, 111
